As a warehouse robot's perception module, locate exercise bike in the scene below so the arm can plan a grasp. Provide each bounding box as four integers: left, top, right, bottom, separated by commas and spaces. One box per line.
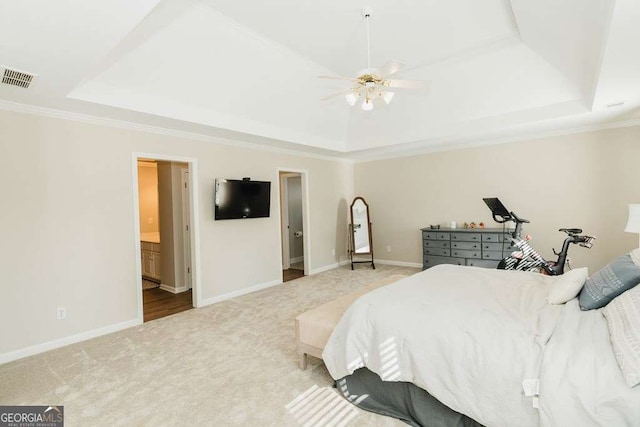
483, 198, 596, 275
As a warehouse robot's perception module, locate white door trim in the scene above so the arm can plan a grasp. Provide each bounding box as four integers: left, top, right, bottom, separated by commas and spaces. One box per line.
181, 168, 192, 290
280, 174, 292, 270
276, 168, 311, 278
132, 152, 203, 325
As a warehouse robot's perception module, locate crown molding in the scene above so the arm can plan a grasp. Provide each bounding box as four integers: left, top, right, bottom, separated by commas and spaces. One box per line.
350, 117, 640, 163
0, 100, 354, 164
2, 99, 639, 165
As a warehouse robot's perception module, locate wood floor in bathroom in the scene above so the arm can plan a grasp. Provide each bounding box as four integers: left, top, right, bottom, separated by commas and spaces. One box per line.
143, 287, 193, 322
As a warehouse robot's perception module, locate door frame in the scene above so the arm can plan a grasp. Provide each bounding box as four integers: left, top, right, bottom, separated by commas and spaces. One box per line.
132, 152, 202, 324
277, 168, 310, 278
181, 168, 192, 290
280, 173, 291, 270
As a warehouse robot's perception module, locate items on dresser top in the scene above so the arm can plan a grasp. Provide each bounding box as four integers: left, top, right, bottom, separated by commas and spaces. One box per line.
421, 227, 515, 270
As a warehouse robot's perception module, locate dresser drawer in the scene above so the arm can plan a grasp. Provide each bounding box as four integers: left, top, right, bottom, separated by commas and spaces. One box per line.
451, 232, 481, 242
422, 231, 438, 240
424, 247, 451, 256
482, 242, 502, 251
451, 241, 480, 250
451, 249, 481, 259
436, 232, 450, 241
423, 255, 462, 269
500, 233, 516, 243
142, 242, 154, 251
482, 250, 504, 261
481, 233, 500, 242
467, 259, 500, 268
423, 240, 450, 249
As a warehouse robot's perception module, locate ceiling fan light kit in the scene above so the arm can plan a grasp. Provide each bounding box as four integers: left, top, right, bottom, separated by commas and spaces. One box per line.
319, 10, 430, 111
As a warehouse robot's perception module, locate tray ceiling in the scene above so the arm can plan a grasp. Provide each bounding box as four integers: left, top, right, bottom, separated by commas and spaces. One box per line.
0, 0, 638, 159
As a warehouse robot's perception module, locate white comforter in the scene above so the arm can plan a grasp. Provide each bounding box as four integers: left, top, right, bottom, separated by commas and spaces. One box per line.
322, 265, 640, 426
539, 299, 640, 426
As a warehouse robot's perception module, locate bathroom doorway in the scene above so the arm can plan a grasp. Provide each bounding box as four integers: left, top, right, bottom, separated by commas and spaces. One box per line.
133, 154, 201, 323
279, 170, 309, 282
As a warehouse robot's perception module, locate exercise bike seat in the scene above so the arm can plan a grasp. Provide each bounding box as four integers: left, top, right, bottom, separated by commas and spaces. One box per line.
559, 228, 582, 234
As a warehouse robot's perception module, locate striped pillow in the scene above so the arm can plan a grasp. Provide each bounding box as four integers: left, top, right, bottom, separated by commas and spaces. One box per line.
602, 285, 640, 387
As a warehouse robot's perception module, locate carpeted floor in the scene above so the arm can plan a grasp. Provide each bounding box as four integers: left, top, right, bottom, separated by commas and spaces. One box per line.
0, 264, 419, 426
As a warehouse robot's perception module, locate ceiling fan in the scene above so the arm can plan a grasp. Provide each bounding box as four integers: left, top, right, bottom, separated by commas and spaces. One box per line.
319, 9, 430, 111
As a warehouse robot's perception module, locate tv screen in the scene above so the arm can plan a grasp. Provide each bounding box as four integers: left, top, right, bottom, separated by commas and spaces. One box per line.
214, 179, 271, 220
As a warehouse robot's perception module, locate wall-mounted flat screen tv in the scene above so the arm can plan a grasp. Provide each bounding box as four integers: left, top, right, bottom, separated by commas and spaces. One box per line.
214, 178, 271, 220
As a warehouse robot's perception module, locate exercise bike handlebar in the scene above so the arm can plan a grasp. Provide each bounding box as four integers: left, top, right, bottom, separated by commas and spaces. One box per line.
510, 211, 529, 224
491, 210, 530, 225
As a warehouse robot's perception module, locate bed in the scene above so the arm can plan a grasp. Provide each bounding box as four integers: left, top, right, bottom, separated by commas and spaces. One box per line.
322, 264, 640, 426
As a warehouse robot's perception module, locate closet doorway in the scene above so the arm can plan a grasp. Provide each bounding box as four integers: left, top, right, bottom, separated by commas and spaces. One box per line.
279, 170, 309, 282
133, 154, 201, 323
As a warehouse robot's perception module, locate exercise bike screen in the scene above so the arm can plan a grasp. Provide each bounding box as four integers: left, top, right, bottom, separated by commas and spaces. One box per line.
483, 198, 511, 218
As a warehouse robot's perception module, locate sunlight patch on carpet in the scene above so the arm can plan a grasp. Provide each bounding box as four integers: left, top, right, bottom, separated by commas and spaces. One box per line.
286, 384, 359, 427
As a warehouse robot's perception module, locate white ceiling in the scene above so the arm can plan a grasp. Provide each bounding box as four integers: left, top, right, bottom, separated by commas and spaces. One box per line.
1, 0, 639, 159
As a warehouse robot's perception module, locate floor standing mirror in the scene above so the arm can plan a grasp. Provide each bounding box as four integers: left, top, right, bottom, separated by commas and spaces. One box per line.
349, 197, 375, 270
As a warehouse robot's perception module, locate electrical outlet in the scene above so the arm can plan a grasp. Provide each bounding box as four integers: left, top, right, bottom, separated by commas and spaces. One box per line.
148, 217, 154, 224
56, 307, 67, 320
332, 249, 336, 256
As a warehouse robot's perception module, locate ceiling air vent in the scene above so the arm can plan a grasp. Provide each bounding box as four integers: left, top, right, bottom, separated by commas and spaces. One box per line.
1, 66, 37, 89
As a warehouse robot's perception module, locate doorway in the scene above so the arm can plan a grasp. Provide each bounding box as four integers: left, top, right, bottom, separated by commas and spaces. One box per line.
279, 170, 309, 282
133, 154, 201, 323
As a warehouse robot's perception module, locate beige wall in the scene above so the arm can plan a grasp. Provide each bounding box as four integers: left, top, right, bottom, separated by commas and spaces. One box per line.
137, 162, 159, 233
0, 109, 352, 358
354, 126, 640, 273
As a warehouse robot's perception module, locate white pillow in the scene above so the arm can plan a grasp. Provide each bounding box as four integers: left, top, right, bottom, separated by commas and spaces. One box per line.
547, 267, 589, 305
602, 284, 640, 387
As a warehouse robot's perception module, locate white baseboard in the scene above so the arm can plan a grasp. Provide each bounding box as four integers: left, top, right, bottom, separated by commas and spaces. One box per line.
200, 279, 282, 307
374, 259, 423, 268
290, 256, 304, 264
159, 283, 189, 294
0, 318, 140, 365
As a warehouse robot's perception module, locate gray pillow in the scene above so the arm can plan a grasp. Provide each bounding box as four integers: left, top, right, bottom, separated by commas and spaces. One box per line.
579, 249, 640, 310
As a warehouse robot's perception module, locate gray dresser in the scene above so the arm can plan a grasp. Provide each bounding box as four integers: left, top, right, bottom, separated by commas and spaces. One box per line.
421, 227, 516, 270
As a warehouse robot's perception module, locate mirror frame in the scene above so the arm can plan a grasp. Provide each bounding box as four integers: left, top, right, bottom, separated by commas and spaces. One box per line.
349, 196, 375, 269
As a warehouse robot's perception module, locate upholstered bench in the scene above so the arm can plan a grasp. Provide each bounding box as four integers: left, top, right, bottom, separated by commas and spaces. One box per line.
295, 274, 408, 370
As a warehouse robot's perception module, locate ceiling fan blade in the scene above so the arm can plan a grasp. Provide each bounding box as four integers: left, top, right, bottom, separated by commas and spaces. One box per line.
378, 60, 405, 77
317, 75, 356, 82
321, 90, 352, 101
387, 79, 431, 90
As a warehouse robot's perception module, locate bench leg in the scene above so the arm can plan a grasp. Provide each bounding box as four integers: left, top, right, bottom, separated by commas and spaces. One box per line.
299, 353, 308, 370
